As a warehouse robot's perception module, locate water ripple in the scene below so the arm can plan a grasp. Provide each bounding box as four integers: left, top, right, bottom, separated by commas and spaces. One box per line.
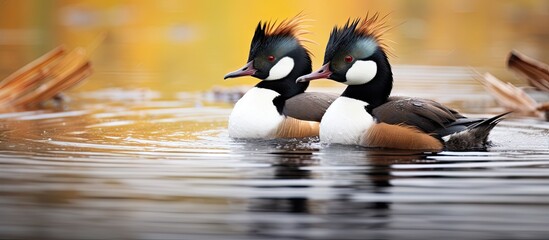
1, 89, 549, 239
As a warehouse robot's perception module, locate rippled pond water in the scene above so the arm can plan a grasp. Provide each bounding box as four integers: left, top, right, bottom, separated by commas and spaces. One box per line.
1, 66, 549, 240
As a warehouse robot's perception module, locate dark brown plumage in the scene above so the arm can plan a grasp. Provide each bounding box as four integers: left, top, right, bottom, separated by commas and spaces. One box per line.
369, 96, 508, 150
283, 92, 339, 122
371, 96, 464, 134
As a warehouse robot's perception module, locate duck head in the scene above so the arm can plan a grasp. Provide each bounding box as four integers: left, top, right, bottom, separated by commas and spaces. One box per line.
297, 13, 393, 106
224, 14, 313, 97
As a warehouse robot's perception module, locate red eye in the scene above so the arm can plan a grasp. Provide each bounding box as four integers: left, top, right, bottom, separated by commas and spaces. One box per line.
344, 55, 353, 63
267, 55, 275, 62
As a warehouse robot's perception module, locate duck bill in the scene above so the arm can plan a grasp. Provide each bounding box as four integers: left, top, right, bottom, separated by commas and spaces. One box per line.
296, 63, 332, 83
224, 61, 257, 79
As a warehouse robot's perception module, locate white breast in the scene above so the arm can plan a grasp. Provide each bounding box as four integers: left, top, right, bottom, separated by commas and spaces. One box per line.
228, 87, 284, 139
319, 97, 374, 145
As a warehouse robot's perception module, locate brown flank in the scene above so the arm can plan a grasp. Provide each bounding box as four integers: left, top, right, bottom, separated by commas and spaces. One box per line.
275, 117, 319, 138
361, 123, 443, 151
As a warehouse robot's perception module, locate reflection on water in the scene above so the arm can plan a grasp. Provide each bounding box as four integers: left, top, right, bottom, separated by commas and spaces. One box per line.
1, 1, 548, 238
1, 75, 549, 239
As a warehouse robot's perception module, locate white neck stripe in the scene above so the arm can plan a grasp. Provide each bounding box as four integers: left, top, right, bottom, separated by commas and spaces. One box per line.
265, 57, 294, 81
345, 60, 377, 85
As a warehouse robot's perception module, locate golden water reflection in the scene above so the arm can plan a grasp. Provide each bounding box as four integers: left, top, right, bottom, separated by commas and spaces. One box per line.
0, 0, 547, 96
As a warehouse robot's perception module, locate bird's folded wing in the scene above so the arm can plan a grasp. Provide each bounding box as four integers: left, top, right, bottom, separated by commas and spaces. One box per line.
371, 97, 463, 134
283, 92, 339, 122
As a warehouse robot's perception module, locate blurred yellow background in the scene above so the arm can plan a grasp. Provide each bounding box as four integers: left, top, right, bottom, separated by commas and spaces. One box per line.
0, 0, 547, 95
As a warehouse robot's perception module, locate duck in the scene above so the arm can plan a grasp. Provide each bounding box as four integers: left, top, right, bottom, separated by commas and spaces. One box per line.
224, 14, 338, 139
296, 13, 508, 151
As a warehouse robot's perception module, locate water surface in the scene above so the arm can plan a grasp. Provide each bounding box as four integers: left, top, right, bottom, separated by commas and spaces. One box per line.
1, 67, 549, 240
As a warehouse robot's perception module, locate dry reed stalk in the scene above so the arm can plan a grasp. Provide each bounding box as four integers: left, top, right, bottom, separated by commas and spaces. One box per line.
508, 51, 549, 92
0, 44, 94, 109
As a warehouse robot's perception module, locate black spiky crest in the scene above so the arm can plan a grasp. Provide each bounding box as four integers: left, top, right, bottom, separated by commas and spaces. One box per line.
325, 12, 393, 63
249, 13, 313, 61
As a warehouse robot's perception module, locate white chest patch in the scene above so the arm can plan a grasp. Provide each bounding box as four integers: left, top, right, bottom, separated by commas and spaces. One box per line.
265, 57, 294, 81
228, 87, 284, 139
345, 60, 377, 85
320, 97, 374, 145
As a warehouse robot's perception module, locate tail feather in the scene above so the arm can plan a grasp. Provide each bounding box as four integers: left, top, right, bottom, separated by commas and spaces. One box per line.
444, 112, 510, 151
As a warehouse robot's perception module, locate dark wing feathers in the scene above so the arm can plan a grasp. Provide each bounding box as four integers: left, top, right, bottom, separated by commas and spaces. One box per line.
372, 97, 466, 136
285, 93, 500, 139
283, 92, 339, 122
444, 112, 510, 151
436, 118, 483, 136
